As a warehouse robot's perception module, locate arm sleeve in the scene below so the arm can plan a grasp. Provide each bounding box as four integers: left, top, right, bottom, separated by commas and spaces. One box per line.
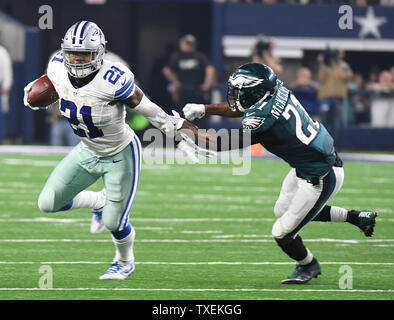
133, 94, 183, 137
214, 129, 260, 152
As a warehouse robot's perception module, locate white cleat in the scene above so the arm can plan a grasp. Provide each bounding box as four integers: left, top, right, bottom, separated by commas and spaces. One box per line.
99, 261, 135, 280
90, 189, 106, 234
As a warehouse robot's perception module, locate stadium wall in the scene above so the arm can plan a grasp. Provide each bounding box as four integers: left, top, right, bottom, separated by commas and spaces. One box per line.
0, 11, 40, 143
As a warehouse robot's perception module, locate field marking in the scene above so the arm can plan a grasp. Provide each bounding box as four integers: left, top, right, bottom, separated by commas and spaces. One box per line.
181, 230, 223, 234
0, 217, 393, 224
372, 244, 394, 247
0, 218, 90, 223
0, 238, 393, 244
0, 287, 392, 293
0, 261, 393, 265
0, 159, 59, 167
0, 217, 275, 223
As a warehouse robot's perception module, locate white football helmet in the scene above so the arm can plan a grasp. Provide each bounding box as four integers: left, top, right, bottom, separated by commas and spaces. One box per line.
61, 21, 106, 78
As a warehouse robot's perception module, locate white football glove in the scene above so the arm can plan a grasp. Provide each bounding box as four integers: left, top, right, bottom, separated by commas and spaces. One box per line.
23, 79, 41, 111
182, 103, 205, 121
161, 110, 185, 138
177, 131, 216, 164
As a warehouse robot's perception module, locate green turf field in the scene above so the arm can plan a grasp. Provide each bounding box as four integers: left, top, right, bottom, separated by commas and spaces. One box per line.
0, 154, 393, 300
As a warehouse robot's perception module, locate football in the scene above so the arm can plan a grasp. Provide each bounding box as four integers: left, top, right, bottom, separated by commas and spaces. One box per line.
27, 75, 59, 108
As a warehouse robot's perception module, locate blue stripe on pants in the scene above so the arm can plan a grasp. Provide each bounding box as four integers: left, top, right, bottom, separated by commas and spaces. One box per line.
117, 136, 141, 231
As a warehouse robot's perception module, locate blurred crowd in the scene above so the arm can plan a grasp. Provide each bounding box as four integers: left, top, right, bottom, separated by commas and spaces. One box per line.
151, 34, 217, 129
221, 0, 394, 6
288, 50, 394, 136
1, 32, 394, 146
249, 37, 394, 140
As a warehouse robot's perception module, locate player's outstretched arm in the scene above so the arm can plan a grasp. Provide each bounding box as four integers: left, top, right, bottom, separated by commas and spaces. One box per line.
180, 121, 253, 152
123, 85, 186, 138
183, 101, 243, 121
123, 85, 216, 162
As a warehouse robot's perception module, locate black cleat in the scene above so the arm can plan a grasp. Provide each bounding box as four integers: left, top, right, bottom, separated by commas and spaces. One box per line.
281, 259, 321, 285
351, 210, 378, 237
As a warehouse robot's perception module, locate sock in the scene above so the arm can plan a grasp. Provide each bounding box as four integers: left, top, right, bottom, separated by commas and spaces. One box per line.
346, 210, 359, 225
275, 235, 313, 264
330, 206, 348, 222
298, 251, 314, 266
313, 205, 331, 221
303, 257, 317, 267
111, 223, 135, 264
70, 190, 101, 210
59, 201, 73, 211
313, 205, 348, 222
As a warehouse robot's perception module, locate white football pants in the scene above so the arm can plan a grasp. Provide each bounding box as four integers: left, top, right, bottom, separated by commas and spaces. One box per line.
272, 166, 344, 239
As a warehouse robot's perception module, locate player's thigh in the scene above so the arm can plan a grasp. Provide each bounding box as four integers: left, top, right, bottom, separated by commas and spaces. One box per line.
272, 169, 338, 239
326, 166, 344, 202
102, 137, 142, 232
274, 169, 298, 218
38, 145, 100, 212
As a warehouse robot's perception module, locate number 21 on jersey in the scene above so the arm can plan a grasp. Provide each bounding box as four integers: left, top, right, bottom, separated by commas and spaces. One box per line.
282, 94, 320, 146
60, 99, 104, 139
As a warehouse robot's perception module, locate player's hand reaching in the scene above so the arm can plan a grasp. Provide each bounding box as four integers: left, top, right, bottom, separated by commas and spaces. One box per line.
161, 110, 185, 138
182, 103, 205, 121
177, 131, 216, 164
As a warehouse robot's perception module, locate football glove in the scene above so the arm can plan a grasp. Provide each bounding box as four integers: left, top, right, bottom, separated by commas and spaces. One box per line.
182, 103, 205, 121
133, 95, 184, 138
177, 131, 216, 164
163, 109, 185, 138
23, 79, 43, 111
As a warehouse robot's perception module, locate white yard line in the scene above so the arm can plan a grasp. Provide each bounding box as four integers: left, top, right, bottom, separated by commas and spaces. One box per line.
0, 218, 91, 223
0, 159, 59, 167
1, 216, 393, 223
0, 287, 392, 293
1, 145, 394, 163
0, 217, 276, 223
181, 230, 223, 234
0, 238, 393, 243
0, 261, 393, 265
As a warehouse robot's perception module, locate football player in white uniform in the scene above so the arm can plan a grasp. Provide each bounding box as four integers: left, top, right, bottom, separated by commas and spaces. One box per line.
23, 21, 199, 280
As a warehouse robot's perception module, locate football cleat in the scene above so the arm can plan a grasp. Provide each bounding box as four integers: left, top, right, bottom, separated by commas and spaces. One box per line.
90, 189, 106, 234
99, 261, 135, 280
353, 210, 378, 237
281, 258, 321, 285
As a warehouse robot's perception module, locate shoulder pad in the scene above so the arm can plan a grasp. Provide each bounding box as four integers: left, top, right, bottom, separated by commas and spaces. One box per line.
47, 51, 65, 83
242, 100, 276, 133
101, 61, 135, 101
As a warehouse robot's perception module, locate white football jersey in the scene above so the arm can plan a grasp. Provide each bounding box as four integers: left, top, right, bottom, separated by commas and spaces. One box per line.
47, 51, 136, 157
